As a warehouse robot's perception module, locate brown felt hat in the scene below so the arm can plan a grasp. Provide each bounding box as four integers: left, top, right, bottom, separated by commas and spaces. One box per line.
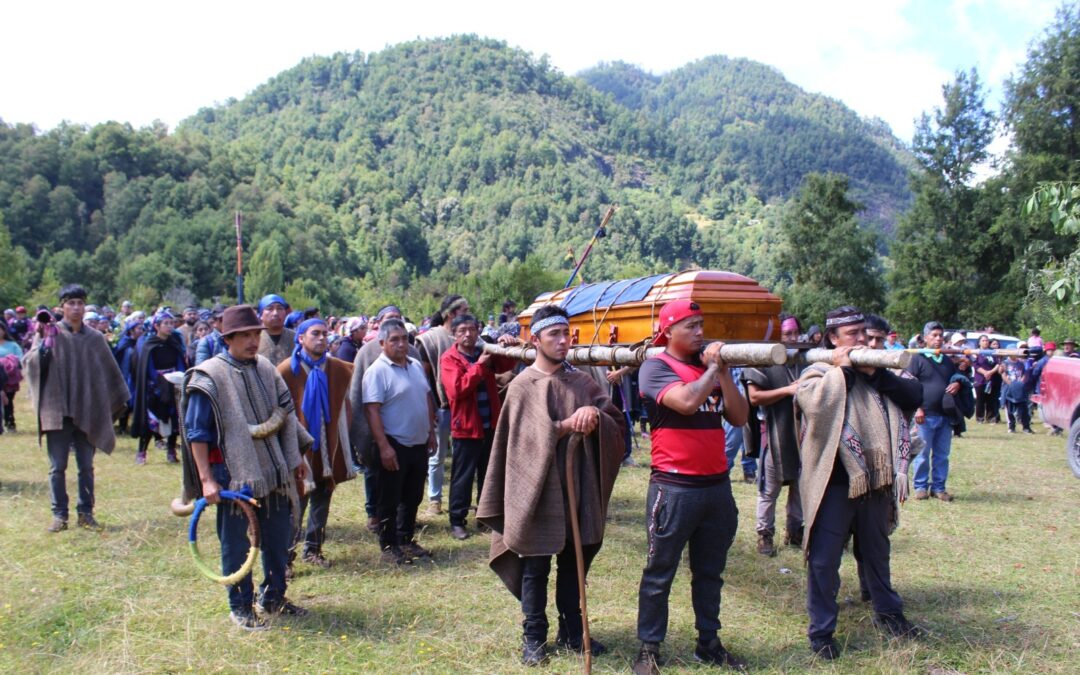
219, 304, 265, 337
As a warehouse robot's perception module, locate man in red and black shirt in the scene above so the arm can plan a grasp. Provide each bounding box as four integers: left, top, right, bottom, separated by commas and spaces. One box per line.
632, 300, 748, 674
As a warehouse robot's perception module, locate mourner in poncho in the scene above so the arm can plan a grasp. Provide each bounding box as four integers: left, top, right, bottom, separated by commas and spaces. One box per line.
476, 304, 624, 666
257, 294, 295, 367
182, 304, 310, 631
23, 285, 129, 532
278, 317, 356, 572
794, 306, 923, 660
131, 309, 187, 464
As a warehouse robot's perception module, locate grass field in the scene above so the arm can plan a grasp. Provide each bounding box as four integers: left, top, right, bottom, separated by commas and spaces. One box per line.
1, 393, 1078, 674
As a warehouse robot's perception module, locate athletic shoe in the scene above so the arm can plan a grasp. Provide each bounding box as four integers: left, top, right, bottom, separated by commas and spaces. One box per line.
555, 632, 607, 655
931, 491, 954, 502
46, 517, 68, 533
913, 489, 929, 500
302, 551, 332, 568
426, 500, 442, 516
380, 545, 411, 565
756, 532, 776, 557
402, 541, 432, 559
874, 613, 922, 639
135, 451, 147, 465
230, 608, 269, 632
521, 637, 548, 666
256, 597, 309, 618
450, 525, 470, 540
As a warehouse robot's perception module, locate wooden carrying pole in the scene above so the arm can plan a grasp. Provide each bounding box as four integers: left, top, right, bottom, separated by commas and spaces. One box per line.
483, 342, 911, 369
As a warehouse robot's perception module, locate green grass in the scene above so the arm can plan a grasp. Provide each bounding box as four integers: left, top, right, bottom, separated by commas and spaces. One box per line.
1, 394, 1078, 673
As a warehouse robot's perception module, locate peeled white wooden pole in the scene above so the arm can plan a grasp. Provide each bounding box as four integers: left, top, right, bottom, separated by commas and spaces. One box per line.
483, 341, 788, 367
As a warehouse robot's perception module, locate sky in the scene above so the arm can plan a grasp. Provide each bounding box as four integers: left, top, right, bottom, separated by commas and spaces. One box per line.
0, 0, 1062, 145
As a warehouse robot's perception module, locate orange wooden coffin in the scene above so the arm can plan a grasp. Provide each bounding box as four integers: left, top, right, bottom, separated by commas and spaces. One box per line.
519, 270, 782, 344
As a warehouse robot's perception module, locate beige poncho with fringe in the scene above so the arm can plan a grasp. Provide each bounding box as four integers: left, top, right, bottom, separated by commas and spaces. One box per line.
795, 364, 908, 557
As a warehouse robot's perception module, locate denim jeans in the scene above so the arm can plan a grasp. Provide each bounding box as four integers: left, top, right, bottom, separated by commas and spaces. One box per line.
46, 417, 96, 518
912, 414, 952, 493
426, 408, 451, 502
723, 420, 756, 476
637, 478, 738, 643
211, 463, 293, 612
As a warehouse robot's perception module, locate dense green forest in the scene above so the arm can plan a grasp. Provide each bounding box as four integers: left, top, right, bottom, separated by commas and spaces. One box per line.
2, 13, 1079, 337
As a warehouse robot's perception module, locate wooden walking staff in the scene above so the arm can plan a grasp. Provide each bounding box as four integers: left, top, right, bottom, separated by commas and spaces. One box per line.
565, 437, 592, 674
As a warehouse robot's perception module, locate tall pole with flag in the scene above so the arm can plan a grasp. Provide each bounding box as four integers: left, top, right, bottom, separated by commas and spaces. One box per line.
235, 211, 244, 304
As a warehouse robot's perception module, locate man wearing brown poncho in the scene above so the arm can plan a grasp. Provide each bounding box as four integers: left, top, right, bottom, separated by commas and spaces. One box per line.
476, 304, 624, 666
23, 284, 129, 533
795, 306, 922, 660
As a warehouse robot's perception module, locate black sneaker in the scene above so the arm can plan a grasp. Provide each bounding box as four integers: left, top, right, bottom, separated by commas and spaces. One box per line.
874, 613, 922, 639
555, 631, 607, 655
380, 545, 411, 565
230, 608, 269, 632
810, 636, 841, 660
632, 642, 661, 675
694, 637, 746, 670
401, 541, 432, 559
521, 637, 547, 666
256, 597, 309, 618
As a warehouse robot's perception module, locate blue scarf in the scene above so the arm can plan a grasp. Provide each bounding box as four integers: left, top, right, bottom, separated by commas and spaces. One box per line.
291, 346, 330, 451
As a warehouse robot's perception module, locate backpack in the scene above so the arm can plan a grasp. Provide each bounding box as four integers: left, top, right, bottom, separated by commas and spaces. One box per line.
0, 354, 22, 392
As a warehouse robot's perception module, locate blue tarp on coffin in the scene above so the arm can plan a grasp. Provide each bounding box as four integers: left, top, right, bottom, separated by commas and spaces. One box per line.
559, 274, 670, 317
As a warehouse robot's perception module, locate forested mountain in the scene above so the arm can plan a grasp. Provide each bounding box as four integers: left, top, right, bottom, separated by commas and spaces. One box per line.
580, 57, 913, 228
0, 35, 913, 315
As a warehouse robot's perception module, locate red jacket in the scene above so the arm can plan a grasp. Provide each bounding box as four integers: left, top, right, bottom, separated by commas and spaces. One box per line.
440, 347, 514, 439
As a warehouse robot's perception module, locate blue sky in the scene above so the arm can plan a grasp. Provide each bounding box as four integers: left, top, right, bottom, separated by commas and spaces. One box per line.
0, 0, 1061, 149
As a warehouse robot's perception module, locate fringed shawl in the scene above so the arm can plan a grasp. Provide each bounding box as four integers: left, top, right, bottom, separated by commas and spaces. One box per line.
795, 364, 908, 558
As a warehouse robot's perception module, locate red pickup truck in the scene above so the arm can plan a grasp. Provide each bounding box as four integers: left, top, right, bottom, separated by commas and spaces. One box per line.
1032, 356, 1080, 478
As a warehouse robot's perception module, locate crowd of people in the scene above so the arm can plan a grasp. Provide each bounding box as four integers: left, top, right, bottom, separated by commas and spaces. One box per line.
7, 286, 1075, 669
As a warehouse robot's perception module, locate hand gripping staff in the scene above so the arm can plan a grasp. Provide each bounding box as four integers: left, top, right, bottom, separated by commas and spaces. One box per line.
186, 488, 261, 585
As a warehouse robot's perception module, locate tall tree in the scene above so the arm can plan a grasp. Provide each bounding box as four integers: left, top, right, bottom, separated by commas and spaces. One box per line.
778, 172, 884, 324
0, 214, 29, 308
245, 238, 285, 301
888, 69, 996, 330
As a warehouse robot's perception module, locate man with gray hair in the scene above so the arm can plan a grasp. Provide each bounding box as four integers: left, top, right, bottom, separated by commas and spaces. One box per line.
363, 318, 437, 564
905, 320, 960, 502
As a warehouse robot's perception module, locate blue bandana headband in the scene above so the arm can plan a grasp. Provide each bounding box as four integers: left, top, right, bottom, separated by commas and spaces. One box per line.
294, 318, 327, 342
153, 310, 175, 325
531, 315, 569, 336
257, 294, 288, 315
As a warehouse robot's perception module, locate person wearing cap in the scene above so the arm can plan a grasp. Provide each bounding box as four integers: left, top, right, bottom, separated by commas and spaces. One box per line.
347, 305, 422, 531
743, 312, 805, 557
195, 306, 228, 365
885, 330, 904, 351
632, 299, 748, 673
182, 304, 310, 630
1062, 338, 1079, 358
277, 317, 356, 572
476, 304, 624, 666
795, 306, 923, 659
415, 295, 472, 516
334, 316, 367, 365
905, 320, 960, 502
363, 318, 438, 565
22, 284, 129, 533
131, 310, 187, 464
257, 294, 295, 366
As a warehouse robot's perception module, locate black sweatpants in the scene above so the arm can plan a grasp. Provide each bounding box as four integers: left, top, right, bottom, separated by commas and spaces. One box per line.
448, 432, 493, 527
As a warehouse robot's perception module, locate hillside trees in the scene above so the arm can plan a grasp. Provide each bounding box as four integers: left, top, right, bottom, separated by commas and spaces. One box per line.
777, 173, 884, 323
888, 69, 997, 329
